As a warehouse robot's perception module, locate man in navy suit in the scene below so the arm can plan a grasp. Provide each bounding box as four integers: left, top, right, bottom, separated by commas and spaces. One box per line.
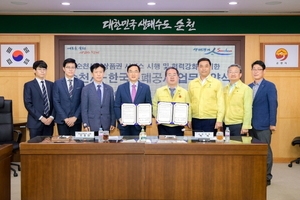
249, 60, 278, 186
53, 58, 84, 136
81, 63, 116, 132
23, 60, 55, 138
114, 64, 152, 135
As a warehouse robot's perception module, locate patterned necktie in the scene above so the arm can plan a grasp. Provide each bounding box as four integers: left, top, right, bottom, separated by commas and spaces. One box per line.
170, 88, 175, 98
131, 84, 136, 102
41, 81, 50, 116
68, 79, 73, 98
97, 85, 102, 104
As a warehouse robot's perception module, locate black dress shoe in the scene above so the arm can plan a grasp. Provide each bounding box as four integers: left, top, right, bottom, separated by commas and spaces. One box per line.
267, 180, 271, 186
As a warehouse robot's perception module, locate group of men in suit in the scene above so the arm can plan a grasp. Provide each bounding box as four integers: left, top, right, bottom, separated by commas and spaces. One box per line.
23, 60, 152, 138
24, 57, 277, 185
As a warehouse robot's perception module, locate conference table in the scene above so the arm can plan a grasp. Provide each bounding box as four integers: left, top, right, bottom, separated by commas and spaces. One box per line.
20, 136, 268, 200
0, 144, 12, 200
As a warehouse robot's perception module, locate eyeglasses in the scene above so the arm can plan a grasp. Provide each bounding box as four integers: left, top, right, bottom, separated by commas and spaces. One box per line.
251, 68, 264, 71
228, 71, 240, 74
65, 67, 76, 70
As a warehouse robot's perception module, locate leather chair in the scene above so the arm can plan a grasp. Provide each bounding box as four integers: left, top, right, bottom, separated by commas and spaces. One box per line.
288, 137, 300, 167
0, 96, 22, 177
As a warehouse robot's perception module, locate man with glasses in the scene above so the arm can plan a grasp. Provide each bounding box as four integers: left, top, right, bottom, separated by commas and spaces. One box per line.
249, 60, 278, 186
188, 58, 225, 134
53, 58, 84, 136
223, 64, 252, 136
152, 67, 191, 136
114, 64, 151, 135
23, 60, 55, 138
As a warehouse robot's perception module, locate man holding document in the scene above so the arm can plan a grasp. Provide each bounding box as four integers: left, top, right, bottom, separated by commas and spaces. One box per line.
114, 64, 152, 136
152, 67, 191, 136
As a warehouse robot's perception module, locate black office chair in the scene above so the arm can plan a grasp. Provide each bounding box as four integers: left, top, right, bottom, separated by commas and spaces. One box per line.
288, 136, 300, 168
0, 96, 22, 177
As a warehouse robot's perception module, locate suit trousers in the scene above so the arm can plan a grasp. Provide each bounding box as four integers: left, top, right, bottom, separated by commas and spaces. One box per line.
223, 123, 247, 136
57, 123, 82, 136
120, 125, 143, 136
192, 118, 217, 135
250, 128, 273, 181
29, 124, 53, 139
157, 125, 184, 136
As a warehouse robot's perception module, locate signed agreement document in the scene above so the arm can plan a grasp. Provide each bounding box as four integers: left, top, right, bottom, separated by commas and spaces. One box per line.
121, 103, 152, 125
157, 102, 188, 125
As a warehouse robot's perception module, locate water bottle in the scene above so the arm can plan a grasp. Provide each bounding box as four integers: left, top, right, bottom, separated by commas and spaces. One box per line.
98, 128, 103, 142
225, 127, 230, 143
139, 127, 147, 142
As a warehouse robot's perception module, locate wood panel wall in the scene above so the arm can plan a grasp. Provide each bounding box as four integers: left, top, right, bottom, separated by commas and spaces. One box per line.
1, 34, 299, 162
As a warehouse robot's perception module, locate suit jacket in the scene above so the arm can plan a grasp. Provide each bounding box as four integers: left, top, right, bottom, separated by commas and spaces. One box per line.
249, 79, 278, 130
81, 82, 116, 131
114, 81, 152, 130
23, 79, 55, 128
53, 77, 84, 124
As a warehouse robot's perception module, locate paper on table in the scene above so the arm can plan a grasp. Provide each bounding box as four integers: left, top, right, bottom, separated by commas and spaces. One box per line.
122, 139, 137, 143
109, 136, 123, 140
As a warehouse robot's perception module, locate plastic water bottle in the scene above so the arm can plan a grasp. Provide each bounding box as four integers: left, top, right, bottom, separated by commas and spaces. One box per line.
225, 127, 230, 143
98, 128, 103, 142
139, 127, 147, 142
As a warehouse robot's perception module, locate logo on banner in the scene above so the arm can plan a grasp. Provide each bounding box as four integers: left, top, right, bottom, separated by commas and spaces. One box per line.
1, 44, 35, 67
275, 48, 288, 61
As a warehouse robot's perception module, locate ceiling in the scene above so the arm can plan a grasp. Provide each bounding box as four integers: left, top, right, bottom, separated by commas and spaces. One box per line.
0, 0, 300, 14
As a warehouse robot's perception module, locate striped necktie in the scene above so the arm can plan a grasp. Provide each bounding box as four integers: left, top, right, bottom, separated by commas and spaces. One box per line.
41, 81, 50, 116
68, 79, 73, 98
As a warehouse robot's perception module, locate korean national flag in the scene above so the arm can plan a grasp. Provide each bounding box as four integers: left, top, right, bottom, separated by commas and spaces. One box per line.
1, 44, 35, 67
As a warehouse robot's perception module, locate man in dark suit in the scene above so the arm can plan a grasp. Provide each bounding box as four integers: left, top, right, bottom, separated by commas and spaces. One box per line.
53, 58, 84, 136
81, 63, 116, 132
23, 60, 55, 138
114, 64, 152, 135
249, 60, 278, 186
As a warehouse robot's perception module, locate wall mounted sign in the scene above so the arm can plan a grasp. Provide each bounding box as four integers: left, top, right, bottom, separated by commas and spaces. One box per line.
261, 44, 299, 70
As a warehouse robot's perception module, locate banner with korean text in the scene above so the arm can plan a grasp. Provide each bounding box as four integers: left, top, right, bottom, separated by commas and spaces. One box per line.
65, 45, 235, 96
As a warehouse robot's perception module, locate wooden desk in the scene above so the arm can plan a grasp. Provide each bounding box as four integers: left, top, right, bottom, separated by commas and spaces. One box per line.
20, 141, 267, 200
0, 144, 12, 200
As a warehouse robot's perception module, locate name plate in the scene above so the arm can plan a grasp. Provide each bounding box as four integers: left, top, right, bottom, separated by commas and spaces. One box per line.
75, 131, 94, 138
194, 132, 214, 139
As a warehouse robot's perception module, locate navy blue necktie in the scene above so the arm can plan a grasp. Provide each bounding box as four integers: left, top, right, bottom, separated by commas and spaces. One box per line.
97, 85, 102, 104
